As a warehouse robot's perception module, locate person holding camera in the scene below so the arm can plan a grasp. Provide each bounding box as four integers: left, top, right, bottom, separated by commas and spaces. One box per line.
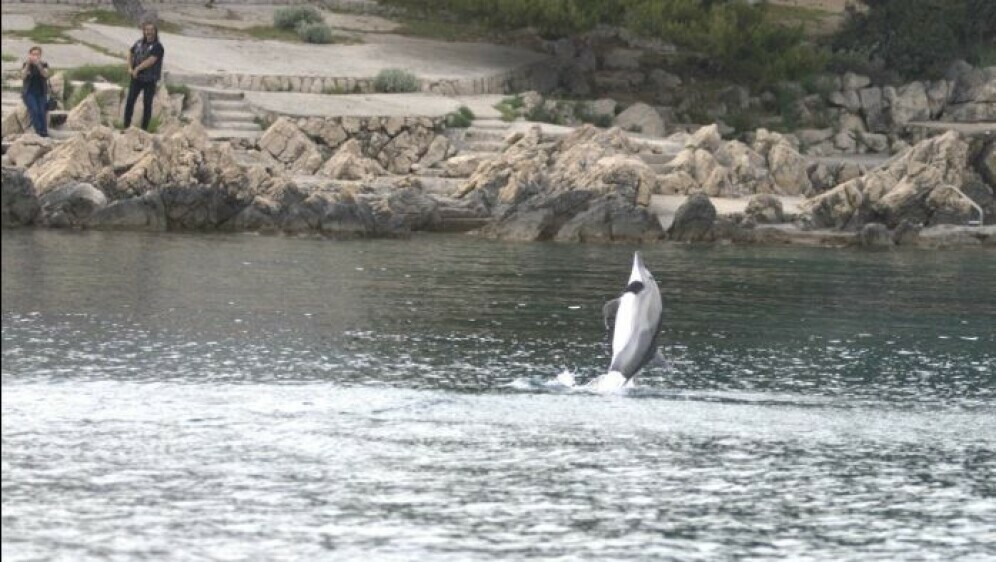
124, 21, 165, 131
20, 45, 50, 138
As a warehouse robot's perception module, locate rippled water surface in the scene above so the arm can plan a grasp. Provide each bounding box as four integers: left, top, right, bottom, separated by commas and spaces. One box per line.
3, 230, 995, 560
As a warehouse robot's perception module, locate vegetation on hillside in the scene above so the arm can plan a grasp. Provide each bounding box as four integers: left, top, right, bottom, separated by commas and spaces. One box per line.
833, 0, 996, 79
378, 0, 992, 86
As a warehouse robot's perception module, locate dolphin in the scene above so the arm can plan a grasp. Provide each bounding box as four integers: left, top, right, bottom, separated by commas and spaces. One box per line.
590, 251, 664, 391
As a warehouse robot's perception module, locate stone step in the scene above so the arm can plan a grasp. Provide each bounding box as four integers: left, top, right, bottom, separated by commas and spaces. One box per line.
211, 121, 261, 132
463, 140, 504, 153
207, 128, 262, 141
471, 119, 511, 130
211, 110, 256, 123
419, 177, 466, 195
648, 163, 669, 174
210, 100, 250, 111
190, 86, 245, 101
463, 128, 507, 141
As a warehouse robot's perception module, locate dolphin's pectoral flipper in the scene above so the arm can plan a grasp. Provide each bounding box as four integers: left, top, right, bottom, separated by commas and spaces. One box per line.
602, 298, 621, 330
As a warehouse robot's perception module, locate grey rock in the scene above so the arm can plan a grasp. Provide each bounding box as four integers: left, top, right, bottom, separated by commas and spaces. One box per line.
842, 72, 872, 91
858, 222, 893, 247
885, 81, 930, 126
613, 103, 665, 137
1, 166, 40, 227
858, 87, 888, 132
37, 182, 107, 227
87, 191, 166, 231
604, 48, 642, 70
648, 69, 683, 90
668, 192, 716, 242
745, 193, 785, 224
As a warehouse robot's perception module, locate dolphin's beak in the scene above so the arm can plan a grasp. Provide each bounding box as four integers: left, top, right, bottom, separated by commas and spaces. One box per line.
629, 251, 644, 283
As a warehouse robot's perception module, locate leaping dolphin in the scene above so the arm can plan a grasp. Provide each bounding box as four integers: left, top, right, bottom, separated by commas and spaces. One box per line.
590, 251, 664, 391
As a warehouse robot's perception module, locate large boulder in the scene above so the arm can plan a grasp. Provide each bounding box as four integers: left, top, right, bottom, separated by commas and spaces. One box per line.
885, 82, 930, 127
554, 195, 664, 243
2, 104, 31, 139
320, 139, 386, 180
745, 193, 785, 224
668, 192, 716, 242
258, 117, 323, 175
26, 127, 115, 194
65, 94, 104, 131
109, 126, 155, 173
767, 143, 812, 195
36, 182, 108, 227
86, 191, 167, 231
1, 167, 40, 227
3, 133, 52, 169
613, 103, 665, 137
419, 135, 451, 169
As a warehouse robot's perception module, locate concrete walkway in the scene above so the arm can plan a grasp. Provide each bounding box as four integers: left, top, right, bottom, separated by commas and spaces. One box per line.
80, 23, 546, 82
245, 92, 508, 118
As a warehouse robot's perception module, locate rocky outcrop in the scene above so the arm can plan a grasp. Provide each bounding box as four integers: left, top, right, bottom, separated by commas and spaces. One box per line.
37, 182, 108, 227
801, 131, 989, 229
668, 192, 716, 242
613, 102, 665, 136
258, 118, 324, 175
65, 94, 103, 131
320, 139, 386, 180
2, 104, 31, 139
1, 133, 52, 169
25, 127, 116, 195
1, 167, 40, 227
463, 125, 662, 242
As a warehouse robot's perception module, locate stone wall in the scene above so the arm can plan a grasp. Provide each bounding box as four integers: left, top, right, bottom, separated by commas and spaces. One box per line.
254, 112, 452, 175
165, 61, 549, 96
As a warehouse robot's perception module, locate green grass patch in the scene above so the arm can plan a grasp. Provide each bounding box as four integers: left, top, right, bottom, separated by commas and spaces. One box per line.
72, 9, 131, 27
8, 24, 73, 44
393, 17, 492, 42
445, 105, 475, 128
67, 81, 96, 109
246, 25, 301, 41
373, 68, 420, 93
1, 52, 16, 63
494, 95, 524, 122
64, 64, 130, 87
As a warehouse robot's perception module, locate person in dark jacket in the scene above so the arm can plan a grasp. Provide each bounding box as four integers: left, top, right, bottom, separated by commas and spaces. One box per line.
20, 46, 50, 137
124, 21, 165, 131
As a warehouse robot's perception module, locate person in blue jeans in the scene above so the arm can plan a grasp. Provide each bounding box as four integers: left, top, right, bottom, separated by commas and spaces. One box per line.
20, 46, 50, 137
124, 21, 165, 130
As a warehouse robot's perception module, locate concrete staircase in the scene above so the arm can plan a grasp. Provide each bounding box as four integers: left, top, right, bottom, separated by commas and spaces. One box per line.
199, 87, 262, 141
459, 119, 512, 153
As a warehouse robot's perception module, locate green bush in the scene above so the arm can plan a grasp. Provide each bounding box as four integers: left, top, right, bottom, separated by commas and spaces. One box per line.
274, 6, 323, 30
295, 21, 335, 44
833, 0, 996, 79
66, 81, 95, 109
64, 64, 130, 87
373, 68, 420, 93
445, 106, 475, 128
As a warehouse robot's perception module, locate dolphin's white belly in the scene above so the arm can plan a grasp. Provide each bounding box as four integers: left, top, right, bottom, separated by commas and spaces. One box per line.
611, 293, 640, 358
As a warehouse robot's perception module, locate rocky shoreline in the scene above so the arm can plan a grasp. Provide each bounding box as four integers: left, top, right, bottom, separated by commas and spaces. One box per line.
1, 117, 994, 248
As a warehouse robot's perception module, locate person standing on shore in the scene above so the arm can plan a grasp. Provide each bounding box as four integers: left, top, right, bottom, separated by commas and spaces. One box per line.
124, 21, 165, 131
20, 46, 50, 138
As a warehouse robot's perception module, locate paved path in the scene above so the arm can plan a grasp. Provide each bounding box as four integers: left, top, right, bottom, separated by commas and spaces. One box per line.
907, 121, 996, 136
245, 92, 509, 118
81, 24, 546, 81
1, 37, 122, 73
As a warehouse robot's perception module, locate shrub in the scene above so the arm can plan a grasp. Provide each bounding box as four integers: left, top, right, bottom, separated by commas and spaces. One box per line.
67, 81, 95, 109
296, 21, 334, 44
373, 68, 420, 93
445, 105, 475, 127
274, 6, 323, 30
832, 0, 996, 79
64, 64, 130, 87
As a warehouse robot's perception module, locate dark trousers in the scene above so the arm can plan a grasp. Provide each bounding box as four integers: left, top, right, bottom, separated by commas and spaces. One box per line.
22, 91, 48, 137
124, 79, 157, 130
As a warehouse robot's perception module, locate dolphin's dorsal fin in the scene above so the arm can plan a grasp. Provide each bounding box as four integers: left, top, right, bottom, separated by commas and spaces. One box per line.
602, 298, 621, 330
